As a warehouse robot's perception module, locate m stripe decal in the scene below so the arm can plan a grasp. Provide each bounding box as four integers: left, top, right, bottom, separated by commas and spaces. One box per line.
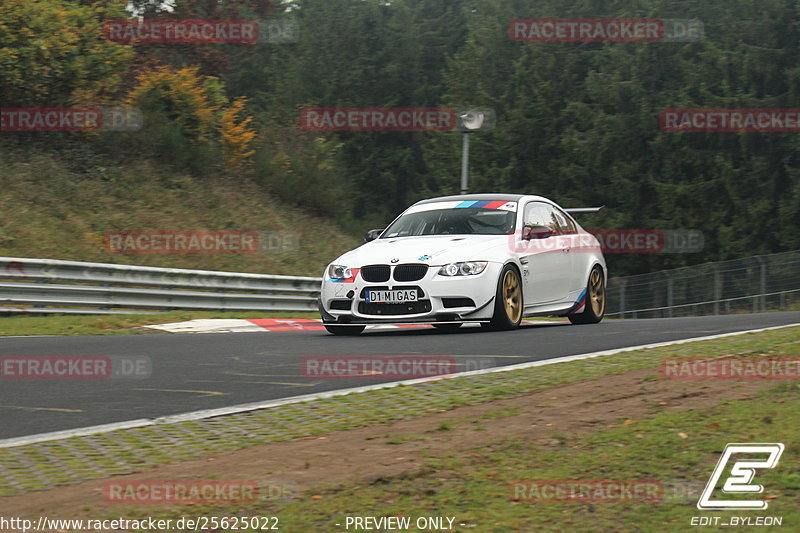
455, 200, 509, 209
568, 289, 587, 314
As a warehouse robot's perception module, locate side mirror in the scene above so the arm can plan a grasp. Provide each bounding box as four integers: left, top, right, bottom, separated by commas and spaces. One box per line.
364, 228, 383, 242
522, 224, 554, 241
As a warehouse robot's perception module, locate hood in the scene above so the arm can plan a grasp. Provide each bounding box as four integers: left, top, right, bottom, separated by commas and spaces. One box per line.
333, 234, 509, 267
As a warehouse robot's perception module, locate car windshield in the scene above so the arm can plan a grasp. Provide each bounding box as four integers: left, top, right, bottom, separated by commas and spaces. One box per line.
382, 207, 516, 238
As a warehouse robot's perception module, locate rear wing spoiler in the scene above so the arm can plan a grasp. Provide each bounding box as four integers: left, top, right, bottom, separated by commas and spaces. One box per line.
564, 206, 604, 214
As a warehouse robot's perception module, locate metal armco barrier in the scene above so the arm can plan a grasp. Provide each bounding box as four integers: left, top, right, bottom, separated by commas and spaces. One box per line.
0, 257, 322, 314
3, 251, 797, 316
606, 250, 800, 318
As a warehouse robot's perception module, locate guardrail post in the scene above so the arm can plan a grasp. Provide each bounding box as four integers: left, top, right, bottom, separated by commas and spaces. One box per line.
757, 256, 767, 312
665, 271, 674, 318
713, 266, 721, 315
618, 282, 626, 319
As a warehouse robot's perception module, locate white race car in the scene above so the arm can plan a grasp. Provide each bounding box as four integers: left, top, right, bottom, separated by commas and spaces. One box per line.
319, 194, 606, 335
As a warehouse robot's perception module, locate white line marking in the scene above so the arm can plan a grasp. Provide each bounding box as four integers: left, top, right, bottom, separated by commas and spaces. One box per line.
0, 322, 797, 449
0, 419, 152, 449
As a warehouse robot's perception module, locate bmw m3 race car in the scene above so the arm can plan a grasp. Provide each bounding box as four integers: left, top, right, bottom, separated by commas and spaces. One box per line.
319, 194, 606, 335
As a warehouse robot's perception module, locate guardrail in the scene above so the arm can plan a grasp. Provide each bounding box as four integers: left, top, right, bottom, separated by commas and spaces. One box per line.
4, 251, 797, 317
0, 257, 322, 314
606, 250, 800, 318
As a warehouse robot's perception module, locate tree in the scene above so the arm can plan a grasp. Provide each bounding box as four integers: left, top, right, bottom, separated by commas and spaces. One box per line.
0, 0, 132, 105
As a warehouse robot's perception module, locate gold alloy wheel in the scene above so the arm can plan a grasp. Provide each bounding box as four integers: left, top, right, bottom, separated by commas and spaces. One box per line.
589, 268, 605, 316
502, 269, 522, 323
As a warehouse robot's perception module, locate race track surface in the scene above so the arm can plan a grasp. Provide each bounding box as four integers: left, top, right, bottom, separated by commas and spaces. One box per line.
0, 311, 797, 439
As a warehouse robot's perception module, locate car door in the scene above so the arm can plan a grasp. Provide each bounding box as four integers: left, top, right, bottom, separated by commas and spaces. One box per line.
517, 201, 573, 305
550, 206, 585, 294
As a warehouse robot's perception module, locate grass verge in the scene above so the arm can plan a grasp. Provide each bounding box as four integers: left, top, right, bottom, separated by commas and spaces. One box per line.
1, 326, 797, 500
207, 380, 796, 533
75, 330, 798, 532
0, 151, 359, 275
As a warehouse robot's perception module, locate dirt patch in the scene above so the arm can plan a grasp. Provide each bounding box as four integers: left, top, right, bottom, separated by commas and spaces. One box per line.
0, 366, 772, 518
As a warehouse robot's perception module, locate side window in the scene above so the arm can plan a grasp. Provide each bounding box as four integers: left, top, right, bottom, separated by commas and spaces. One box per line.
523, 202, 560, 233
552, 208, 577, 235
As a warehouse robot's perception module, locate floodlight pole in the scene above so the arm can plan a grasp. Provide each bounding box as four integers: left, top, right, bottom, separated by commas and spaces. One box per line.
460, 132, 470, 195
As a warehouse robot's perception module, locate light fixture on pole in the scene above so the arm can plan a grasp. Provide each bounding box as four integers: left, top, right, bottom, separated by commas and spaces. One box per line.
456, 108, 495, 195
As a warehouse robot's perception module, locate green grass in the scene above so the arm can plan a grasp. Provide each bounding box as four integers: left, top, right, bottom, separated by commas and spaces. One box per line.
91, 374, 799, 533
0, 150, 359, 276
257, 383, 798, 533
3, 328, 797, 499
0, 310, 320, 336
5, 327, 797, 533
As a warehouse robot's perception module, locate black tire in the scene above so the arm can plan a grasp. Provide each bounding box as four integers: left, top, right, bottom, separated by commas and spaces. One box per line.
432, 323, 463, 331
485, 264, 523, 331
324, 325, 366, 335
568, 265, 605, 325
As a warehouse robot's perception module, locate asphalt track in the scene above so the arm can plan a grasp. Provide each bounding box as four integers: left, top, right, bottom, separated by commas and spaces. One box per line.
0, 311, 798, 440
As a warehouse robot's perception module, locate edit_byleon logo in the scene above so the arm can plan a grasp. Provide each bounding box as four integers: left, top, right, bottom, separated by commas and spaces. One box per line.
697, 443, 784, 511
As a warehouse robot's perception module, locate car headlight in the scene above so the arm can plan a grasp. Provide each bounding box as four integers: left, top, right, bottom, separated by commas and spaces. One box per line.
328, 264, 353, 280
438, 261, 488, 277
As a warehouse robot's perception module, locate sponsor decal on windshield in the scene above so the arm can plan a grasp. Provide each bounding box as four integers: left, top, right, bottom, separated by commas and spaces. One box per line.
454, 200, 516, 210
406, 201, 517, 214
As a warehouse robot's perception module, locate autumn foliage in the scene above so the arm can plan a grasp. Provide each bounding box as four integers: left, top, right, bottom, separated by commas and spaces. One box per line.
219, 97, 256, 172
125, 66, 255, 172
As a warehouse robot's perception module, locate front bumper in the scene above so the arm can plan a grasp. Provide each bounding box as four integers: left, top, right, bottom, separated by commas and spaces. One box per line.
319, 262, 502, 325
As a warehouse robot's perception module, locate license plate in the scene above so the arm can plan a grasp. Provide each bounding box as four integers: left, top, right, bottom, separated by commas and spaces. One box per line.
366, 289, 418, 304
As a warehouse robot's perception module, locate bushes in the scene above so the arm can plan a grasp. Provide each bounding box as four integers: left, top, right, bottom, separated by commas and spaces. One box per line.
124, 66, 256, 176
252, 126, 354, 219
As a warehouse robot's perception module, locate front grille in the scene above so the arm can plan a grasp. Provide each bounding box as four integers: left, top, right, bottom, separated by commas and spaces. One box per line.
442, 297, 475, 308
393, 264, 428, 282
358, 300, 432, 315
361, 264, 390, 282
